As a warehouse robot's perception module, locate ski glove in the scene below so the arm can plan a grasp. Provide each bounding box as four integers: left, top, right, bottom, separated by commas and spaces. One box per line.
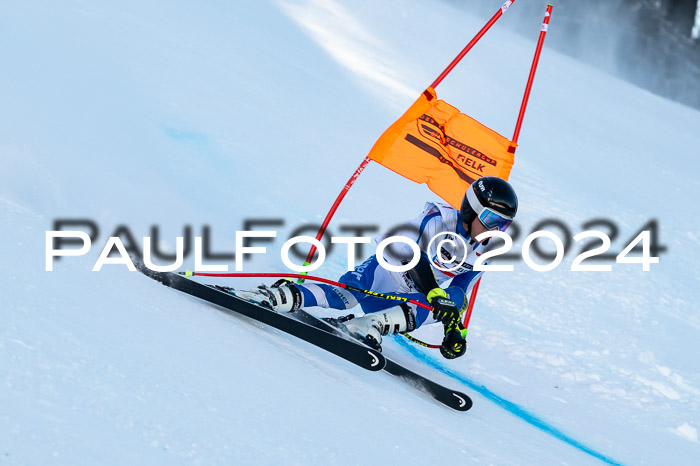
427, 288, 459, 325
440, 322, 467, 359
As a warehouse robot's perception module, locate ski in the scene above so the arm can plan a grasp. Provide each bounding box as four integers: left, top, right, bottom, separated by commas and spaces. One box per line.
135, 265, 386, 372
290, 309, 473, 412
136, 264, 470, 410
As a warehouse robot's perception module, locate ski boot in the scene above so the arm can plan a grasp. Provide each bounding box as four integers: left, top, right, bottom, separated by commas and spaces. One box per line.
227, 280, 303, 312
340, 304, 416, 350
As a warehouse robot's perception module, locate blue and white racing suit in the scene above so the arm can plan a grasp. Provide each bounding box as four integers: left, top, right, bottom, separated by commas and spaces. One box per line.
297, 202, 487, 328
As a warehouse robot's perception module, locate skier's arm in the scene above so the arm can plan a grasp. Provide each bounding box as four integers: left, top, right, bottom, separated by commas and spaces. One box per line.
442, 270, 481, 317
407, 254, 439, 295
408, 209, 447, 298
406, 254, 460, 326
432, 269, 482, 358
449, 270, 481, 292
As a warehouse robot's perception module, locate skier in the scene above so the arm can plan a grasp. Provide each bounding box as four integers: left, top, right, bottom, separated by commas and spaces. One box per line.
239, 176, 518, 359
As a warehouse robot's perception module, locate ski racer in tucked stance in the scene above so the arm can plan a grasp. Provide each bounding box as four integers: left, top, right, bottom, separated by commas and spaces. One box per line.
239, 176, 518, 359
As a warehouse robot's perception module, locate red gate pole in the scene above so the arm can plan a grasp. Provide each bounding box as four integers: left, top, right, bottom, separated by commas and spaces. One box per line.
298, 156, 371, 277
512, 3, 553, 144
463, 4, 553, 330
431, 0, 516, 89
462, 279, 481, 330
299, 1, 517, 282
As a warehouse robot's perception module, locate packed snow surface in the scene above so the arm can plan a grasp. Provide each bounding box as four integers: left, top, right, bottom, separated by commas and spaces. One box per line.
1, 0, 699, 464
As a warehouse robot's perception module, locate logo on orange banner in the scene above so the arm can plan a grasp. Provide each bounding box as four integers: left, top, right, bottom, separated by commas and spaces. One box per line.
367, 87, 516, 208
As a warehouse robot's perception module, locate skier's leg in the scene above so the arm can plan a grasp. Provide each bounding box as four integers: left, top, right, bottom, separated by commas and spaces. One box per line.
234, 255, 381, 312
362, 286, 468, 328
293, 254, 386, 311
337, 256, 418, 347
233, 279, 305, 312
295, 283, 358, 310
237, 253, 468, 321
340, 303, 416, 350
263, 255, 417, 347
340, 285, 466, 348
340, 255, 469, 326
358, 285, 468, 328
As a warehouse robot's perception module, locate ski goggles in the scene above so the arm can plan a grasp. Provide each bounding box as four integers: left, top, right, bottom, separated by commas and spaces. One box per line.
477, 207, 513, 232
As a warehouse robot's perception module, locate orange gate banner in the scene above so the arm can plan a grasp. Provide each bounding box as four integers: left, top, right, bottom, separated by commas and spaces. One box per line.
367, 87, 516, 208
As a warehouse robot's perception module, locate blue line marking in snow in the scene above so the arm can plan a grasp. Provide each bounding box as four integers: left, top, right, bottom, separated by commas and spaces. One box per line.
393, 337, 623, 465
164, 127, 210, 144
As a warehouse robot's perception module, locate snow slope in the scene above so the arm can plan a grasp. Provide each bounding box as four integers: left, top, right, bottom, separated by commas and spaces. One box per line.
1, 0, 699, 464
